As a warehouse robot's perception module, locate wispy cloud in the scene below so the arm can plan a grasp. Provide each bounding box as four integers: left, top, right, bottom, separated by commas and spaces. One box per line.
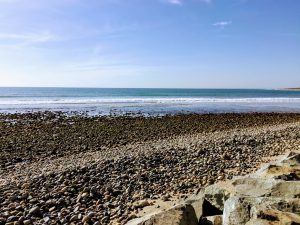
167, 0, 183, 5
0, 31, 59, 44
165, 0, 211, 6
213, 21, 232, 28
200, 0, 212, 3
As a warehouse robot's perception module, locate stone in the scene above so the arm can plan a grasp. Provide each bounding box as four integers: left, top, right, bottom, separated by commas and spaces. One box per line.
270, 181, 300, 198
280, 151, 300, 165
6, 216, 18, 222
23, 220, 31, 225
101, 216, 109, 223
223, 197, 250, 225
126, 203, 198, 225
204, 182, 233, 211
70, 215, 78, 222
232, 177, 279, 198
28, 206, 41, 217
249, 198, 300, 224
43, 216, 50, 223
81, 192, 88, 198
245, 219, 273, 225
134, 200, 150, 209
185, 191, 204, 221
87, 212, 95, 218
200, 215, 222, 225
82, 216, 90, 223
5, 222, 14, 225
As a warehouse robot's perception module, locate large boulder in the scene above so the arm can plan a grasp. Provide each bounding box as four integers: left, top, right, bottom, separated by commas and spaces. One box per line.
126, 152, 300, 225
203, 181, 233, 211
223, 196, 300, 225
254, 151, 300, 180
250, 197, 300, 223
185, 191, 205, 221
223, 197, 251, 225
232, 177, 279, 197
270, 181, 300, 198
126, 203, 198, 225
279, 151, 300, 166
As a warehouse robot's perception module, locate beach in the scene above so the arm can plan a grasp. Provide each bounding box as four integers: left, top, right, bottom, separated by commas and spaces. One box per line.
1, 112, 300, 224
2, 0, 300, 223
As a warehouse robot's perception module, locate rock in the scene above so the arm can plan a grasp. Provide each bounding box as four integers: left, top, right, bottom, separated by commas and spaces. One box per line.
126, 203, 198, 225
200, 215, 222, 225
223, 197, 251, 225
245, 219, 273, 225
1, 113, 300, 225
87, 212, 95, 218
249, 198, 300, 224
127, 213, 137, 221
134, 200, 151, 209
280, 151, 300, 165
270, 181, 300, 198
204, 182, 232, 211
82, 216, 90, 223
28, 206, 41, 217
81, 192, 88, 198
5, 222, 14, 225
101, 216, 109, 224
43, 216, 50, 223
185, 191, 204, 221
6, 216, 18, 222
232, 177, 280, 198
70, 215, 78, 222
23, 220, 32, 225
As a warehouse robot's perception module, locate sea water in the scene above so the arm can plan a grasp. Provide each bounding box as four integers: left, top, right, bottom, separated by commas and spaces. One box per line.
1, 87, 300, 115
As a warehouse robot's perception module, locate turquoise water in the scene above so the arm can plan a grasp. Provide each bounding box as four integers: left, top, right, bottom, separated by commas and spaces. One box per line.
1, 87, 300, 115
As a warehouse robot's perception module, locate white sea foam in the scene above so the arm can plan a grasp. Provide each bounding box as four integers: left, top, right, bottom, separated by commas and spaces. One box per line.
1, 97, 300, 105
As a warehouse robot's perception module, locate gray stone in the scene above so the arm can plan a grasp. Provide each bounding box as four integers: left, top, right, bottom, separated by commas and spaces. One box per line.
223, 197, 250, 225
204, 182, 232, 211
126, 203, 198, 225
185, 190, 204, 221
232, 177, 279, 198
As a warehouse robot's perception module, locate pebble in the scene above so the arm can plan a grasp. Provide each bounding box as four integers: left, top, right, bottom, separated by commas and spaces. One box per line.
1, 112, 300, 224
82, 216, 90, 223
23, 220, 31, 225
28, 206, 41, 216
70, 215, 78, 222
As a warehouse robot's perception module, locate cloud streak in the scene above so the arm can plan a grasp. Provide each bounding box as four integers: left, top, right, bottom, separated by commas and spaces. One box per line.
166, 0, 211, 6
213, 21, 232, 28
0, 32, 59, 44
166, 0, 183, 5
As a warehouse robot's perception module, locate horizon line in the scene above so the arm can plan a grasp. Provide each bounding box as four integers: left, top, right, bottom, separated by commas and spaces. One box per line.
0, 86, 287, 90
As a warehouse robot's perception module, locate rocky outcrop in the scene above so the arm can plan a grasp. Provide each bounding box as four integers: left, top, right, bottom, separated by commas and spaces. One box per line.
126, 203, 199, 225
126, 151, 300, 225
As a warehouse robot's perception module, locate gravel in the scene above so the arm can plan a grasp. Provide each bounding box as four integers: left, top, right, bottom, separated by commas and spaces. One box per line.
0, 112, 300, 224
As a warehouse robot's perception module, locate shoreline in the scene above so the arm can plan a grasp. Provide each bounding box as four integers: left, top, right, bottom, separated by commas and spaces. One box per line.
285, 88, 300, 90
1, 112, 300, 224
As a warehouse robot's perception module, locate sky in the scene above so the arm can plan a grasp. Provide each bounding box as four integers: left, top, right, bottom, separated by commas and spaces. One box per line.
0, 0, 299, 88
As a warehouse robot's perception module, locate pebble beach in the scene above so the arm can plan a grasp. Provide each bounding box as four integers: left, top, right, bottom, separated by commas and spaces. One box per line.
1, 112, 300, 225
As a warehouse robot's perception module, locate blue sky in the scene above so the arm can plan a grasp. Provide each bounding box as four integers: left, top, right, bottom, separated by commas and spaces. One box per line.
0, 0, 299, 88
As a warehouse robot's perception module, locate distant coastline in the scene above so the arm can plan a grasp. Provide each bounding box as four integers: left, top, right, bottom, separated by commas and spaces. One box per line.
286, 88, 300, 91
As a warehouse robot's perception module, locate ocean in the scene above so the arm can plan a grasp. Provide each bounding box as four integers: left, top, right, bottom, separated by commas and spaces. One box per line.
1, 87, 300, 115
